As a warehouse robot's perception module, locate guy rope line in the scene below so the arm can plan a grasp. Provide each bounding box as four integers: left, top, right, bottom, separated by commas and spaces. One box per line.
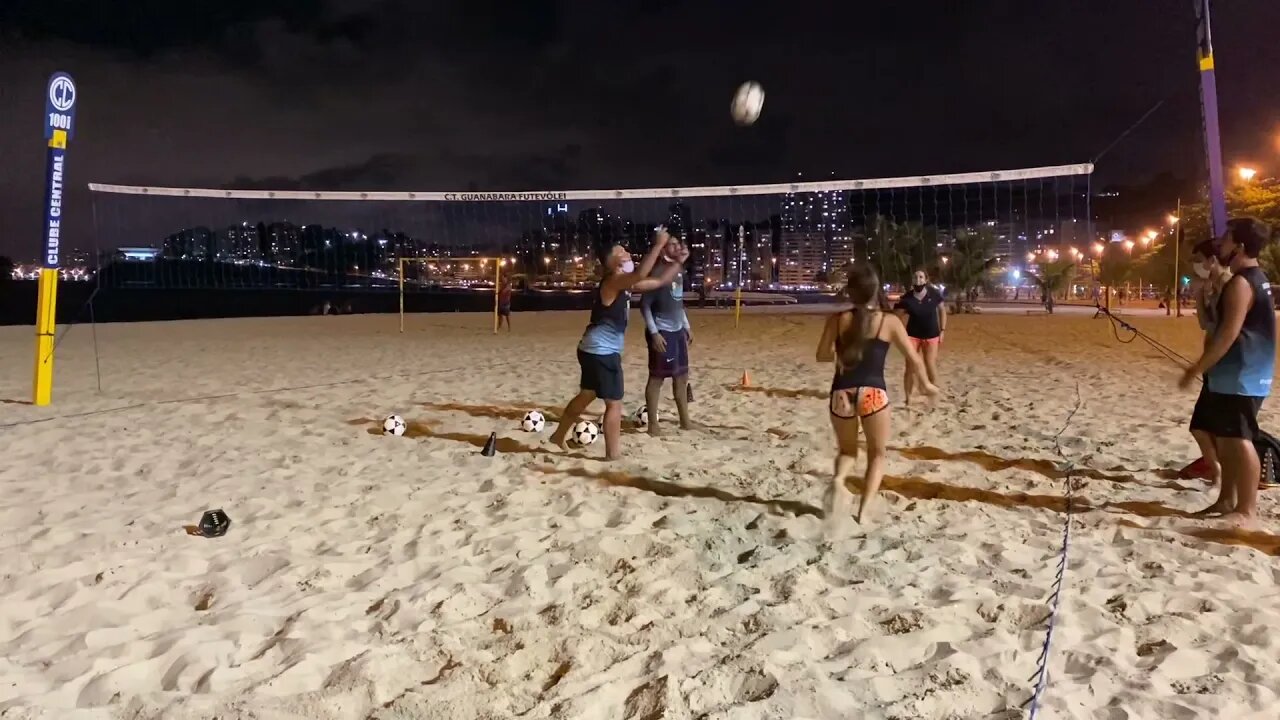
1095, 304, 1196, 369
1025, 379, 1084, 718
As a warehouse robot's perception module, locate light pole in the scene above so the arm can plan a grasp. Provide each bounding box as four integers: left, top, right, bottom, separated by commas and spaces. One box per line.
1169, 203, 1182, 317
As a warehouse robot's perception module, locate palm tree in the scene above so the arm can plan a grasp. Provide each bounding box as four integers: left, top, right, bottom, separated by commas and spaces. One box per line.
941, 228, 998, 313
1032, 259, 1075, 314
875, 219, 924, 289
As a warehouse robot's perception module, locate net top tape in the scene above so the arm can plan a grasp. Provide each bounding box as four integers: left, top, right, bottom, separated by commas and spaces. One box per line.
88, 163, 1092, 202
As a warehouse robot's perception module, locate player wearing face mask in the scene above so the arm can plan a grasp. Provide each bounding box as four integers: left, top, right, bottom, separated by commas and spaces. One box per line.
1190, 239, 1233, 340
1179, 218, 1277, 529
892, 268, 946, 406
548, 227, 689, 460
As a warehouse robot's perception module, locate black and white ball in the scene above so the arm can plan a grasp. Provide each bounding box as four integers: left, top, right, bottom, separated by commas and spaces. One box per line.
632, 406, 650, 428
731, 81, 765, 126
521, 410, 546, 433
571, 420, 599, 446
382, 414, 407, 436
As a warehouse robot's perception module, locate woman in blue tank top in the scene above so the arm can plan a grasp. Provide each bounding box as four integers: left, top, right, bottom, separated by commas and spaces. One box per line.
816, 263, 938, 530
549, 227, 689, 460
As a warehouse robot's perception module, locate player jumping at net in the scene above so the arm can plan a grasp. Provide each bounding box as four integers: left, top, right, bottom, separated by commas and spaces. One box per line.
1179, 217, 1275, 529
549, 228, 689, 460
894, 268, 947, 406
817, 263, 938, 530
640, 237, 695, 435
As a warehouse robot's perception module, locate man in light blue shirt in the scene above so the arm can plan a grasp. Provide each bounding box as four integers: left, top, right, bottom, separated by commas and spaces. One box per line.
640, 239, 694, 434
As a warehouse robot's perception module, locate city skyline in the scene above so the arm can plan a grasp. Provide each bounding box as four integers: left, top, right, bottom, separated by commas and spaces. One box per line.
2, 2, 1278, 260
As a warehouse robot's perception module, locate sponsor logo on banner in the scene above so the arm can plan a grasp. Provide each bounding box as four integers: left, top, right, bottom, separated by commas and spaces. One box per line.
44, 151, 66, 267
45, 72, 76, 141
443, 191, 568, 202
43, 72, 76, 268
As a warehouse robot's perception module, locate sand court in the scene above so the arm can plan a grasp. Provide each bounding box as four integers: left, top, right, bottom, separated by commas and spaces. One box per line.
1, 309, 1278, 719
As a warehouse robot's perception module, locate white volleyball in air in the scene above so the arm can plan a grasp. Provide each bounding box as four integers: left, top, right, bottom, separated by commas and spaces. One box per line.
382, 414, 407, 436
730, 81, 765, 126
521, 410, 546, 433
571, 420, 600, 446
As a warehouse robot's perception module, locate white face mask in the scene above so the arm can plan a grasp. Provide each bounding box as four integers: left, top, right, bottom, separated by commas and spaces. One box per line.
1192, 262, 1210, 279
620, 260, 635, 274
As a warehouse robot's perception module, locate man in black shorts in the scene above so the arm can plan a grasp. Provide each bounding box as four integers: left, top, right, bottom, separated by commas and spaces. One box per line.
1180, 217, 1275, 528
640, 238, 694, 434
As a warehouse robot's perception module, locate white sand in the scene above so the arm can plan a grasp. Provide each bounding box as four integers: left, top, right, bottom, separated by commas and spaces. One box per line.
1, 309, 1279, 719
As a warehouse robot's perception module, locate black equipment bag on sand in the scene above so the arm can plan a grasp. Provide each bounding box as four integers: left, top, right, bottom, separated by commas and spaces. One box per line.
1255, 430, 1280, 488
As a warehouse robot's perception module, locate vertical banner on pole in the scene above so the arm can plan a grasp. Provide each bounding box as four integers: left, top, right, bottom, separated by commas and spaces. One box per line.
33, 71, 77, 406
1194, 0, 1228, 238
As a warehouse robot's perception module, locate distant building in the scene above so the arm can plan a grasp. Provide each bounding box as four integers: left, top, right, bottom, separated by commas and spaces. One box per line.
779, 231, 825, 286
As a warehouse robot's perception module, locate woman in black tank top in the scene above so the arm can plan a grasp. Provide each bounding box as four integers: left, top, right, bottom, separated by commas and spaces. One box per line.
816, 263, 939, 531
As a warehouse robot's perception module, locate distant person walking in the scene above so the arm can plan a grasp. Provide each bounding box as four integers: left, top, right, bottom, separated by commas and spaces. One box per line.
497, 277, 513, 332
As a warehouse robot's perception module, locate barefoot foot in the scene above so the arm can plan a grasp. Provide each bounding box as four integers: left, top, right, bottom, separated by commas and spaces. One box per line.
1218, 511, 1260, 531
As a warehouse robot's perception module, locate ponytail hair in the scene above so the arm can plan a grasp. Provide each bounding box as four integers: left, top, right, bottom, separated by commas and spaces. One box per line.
836, 263, 881, 369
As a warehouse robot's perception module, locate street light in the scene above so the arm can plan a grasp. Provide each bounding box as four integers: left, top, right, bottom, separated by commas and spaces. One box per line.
1238, 166, 1258, 182
1092, 242, 1104, 256
1123, 239, 1135, 252
1026, 252, 1036, 262
1167, 214, 1180, 226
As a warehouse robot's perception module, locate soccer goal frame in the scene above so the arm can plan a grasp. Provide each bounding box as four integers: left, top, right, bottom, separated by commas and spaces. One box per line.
397, 256, 510, 334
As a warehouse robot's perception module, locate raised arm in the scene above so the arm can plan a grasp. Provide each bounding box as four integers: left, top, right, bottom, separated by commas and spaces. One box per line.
633, 260, 682, 293
816, 313, 839, 363
604, 229, 672, 295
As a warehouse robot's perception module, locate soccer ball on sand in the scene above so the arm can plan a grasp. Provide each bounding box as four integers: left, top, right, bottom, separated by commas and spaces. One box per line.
571, 420, 599, 446
632, 406, 651, 428
521, 410, 546, 432
382, 414, 407, 436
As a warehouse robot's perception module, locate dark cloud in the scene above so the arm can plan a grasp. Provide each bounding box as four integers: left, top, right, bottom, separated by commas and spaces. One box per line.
1, 0, 1280, 260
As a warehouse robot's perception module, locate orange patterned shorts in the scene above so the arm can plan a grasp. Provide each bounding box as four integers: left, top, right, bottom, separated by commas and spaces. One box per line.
829, 386, 890, 419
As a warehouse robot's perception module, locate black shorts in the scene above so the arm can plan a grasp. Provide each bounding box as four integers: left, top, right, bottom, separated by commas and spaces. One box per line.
1189, 389, 1265, 440
577, 350, 623, 401
498, 304, 511, 317
647, 330, 689, 379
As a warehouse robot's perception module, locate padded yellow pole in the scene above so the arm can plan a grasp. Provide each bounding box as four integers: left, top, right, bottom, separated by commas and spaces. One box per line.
32, 268, 58, 405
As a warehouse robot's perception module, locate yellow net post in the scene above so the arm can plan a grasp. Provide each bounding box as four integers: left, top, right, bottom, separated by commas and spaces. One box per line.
34, 71, 77, 406
734, 287, 742, 329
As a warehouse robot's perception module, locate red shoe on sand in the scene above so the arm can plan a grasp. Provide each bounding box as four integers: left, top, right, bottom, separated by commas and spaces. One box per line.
1179, 457, 1213, 480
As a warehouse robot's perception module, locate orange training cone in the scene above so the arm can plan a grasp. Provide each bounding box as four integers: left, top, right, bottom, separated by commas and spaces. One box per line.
740, 370, 751, 387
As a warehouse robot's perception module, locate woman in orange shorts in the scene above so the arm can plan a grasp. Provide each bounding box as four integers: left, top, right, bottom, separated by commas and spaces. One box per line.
817, 264, 938, 528
893, 268, 947, 405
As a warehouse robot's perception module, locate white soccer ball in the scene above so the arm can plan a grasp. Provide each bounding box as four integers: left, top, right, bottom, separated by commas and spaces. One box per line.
382, 414, 407, 436
571, 420, 599, 446
521, 410, 546, 433
730, 81, 765, 126
632, 406, 650, 428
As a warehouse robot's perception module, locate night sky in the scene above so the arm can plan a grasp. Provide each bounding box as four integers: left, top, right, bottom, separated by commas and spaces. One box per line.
2, 0, 1278, 260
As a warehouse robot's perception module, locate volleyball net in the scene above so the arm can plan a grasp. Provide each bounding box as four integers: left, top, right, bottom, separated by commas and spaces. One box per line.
84, 163, 1094, 324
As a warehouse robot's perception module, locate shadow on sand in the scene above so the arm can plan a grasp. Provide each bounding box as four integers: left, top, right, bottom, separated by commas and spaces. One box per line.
894, 445, 1197, 491
349, 417, 596, 459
